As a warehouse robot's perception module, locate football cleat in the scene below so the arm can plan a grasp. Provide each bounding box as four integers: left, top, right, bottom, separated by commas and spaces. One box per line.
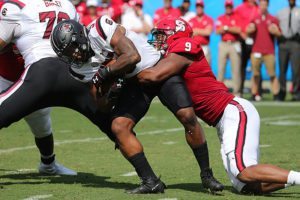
201, 168, 224, 194
126, 177, 166, 194
38, 161, 77, 176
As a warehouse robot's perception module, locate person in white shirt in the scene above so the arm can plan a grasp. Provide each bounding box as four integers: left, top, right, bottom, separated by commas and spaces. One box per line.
121, 0, 152, 41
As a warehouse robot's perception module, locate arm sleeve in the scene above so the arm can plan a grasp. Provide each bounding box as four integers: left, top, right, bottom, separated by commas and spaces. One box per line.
99, 15, 118, 45
0, 3, 22, 43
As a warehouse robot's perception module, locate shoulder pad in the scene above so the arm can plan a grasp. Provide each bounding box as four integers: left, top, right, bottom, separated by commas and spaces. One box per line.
0, 1, 24, 22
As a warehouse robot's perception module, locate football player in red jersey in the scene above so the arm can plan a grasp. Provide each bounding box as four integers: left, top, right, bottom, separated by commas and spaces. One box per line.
138, 17, 300, 194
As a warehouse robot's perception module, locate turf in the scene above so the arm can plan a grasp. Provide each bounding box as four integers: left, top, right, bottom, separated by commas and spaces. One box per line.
0, 98, 300, 200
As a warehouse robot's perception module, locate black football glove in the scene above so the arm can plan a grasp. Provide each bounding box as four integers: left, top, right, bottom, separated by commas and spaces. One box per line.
92, 66, 111, 90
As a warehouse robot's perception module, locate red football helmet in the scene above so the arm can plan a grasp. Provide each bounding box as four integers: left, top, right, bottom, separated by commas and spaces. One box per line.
149, 17, 193, 51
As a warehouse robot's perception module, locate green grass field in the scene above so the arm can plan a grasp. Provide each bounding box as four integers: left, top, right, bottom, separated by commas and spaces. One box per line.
1, 98, 300, 200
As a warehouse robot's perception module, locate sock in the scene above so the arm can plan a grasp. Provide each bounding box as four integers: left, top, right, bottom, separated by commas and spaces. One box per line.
41, 154, 55, 165
287, 171, 300, 185
35, 134, 55, 164
192, 141, 210, 172
128, 152, 157, 180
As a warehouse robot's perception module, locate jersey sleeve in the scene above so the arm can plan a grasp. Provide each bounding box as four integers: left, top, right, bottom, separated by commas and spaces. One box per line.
97, 15, 118, 45
168, 38, 202, 55
0, 2, 22, 43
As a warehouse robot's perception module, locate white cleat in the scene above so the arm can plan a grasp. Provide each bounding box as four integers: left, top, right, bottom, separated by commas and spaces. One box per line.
38, 161, 77, 176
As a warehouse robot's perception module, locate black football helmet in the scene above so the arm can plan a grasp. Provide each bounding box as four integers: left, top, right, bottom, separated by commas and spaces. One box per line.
51, 20, 94, 65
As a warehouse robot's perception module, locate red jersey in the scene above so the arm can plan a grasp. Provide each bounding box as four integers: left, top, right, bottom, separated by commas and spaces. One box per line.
0, 46, 24, 82
189, 15, 214, 45
97, 5, 122, 21
81, 15, 98, 26
153, 7, 181, 25
166, 38, 234, 126
234, 2, 259, 33
216, 13, 240, 41
75, 1, 88, 20
251, 13, 279, 55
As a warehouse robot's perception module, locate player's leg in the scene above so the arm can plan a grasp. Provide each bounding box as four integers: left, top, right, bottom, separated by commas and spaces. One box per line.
250, 54, 262, 100
0, 61, 76, 175
219, 97, 300, 194
24, 108, 76, 175
289, 42, 300, 100
217, 42, 227, 83
229, 42, 242, 96
110, 81, 165, 194
278, 42, 289, 101
263, 54, 279, 99
158, 75, 224, 193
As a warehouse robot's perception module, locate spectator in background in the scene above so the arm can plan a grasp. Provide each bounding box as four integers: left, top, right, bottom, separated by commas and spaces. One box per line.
153, 0, 181, 25
121, 0, 153, 41
82, 0, 99, 26
97, 0, 122, 23
189, 0, 214, 65
178, 0, 195, 21
277, 0, 300, 101
71, 0, 88, 20
247, 0, 281, 101
216, 0, 242, 96
235, 0, 259, 97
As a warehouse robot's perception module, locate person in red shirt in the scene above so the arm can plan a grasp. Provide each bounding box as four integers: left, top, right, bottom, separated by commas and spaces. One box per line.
188, 0, 213, 65
235, 0, 259, 97
82, 0, 99, 26
97, 0, 122, 23
216, 0, 242, 96
138, 16, 300, 194
71, 0, 88, 20
153, 0, 181, 25
246, 0, 281, 101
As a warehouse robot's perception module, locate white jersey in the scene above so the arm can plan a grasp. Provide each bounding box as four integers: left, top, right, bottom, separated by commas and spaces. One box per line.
0, 0, 79, 66
70, 15, 161, 82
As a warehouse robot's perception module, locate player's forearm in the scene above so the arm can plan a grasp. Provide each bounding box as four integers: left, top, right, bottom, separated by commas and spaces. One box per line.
228, 26, 241, 34
137, 68, 170, 84
193, 27, 213, 36
110, 37, 141, 75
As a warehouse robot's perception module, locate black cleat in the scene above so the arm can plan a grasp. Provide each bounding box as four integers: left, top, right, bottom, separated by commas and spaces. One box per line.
201, 168, 224, 194
126, 177, 166, 194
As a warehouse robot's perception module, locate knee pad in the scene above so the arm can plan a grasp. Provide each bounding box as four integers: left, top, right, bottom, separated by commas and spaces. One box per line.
24, 108, 52, 138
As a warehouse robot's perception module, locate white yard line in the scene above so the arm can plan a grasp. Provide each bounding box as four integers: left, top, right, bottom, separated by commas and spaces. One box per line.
23, 194, 53, 200
120, 172, 137, 177
1, 112, 298, 155
5, 169, 36, 175
261, 115, 300, 122
260, 144, 271, 148
162, 141, 177, 145
158, 198, 178, 200
0, 127, 184, 155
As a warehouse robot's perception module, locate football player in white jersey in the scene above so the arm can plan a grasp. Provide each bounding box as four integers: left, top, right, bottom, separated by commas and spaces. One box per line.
51, 16, 224, 194
0, 0, 80, 175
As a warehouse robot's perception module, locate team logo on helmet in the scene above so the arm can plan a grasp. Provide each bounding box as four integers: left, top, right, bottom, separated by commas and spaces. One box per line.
2, 8, 7, 16
175, 20, 186, 32
60, 23, 73, 33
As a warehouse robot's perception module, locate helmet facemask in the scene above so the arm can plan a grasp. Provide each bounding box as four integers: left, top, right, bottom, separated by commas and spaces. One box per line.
148, 28, 175, 51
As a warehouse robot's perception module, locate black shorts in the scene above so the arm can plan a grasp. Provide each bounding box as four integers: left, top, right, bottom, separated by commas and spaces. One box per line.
0, 57, 115, 141
111, 75, 192, 123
